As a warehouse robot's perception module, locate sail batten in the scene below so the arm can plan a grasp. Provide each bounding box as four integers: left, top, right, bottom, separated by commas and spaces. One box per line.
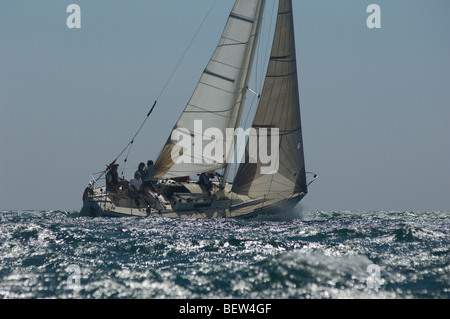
229, 12, 255, 24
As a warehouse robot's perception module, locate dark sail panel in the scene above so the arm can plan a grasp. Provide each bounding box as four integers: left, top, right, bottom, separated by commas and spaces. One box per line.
232, 0, 307, 199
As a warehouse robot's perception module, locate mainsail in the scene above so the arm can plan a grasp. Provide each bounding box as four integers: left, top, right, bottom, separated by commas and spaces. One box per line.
153, 0, 266, 179
232, 0, 307, 201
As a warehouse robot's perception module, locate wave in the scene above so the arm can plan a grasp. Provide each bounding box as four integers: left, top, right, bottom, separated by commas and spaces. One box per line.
0, 210, 447, 299
220, 250, 395, 299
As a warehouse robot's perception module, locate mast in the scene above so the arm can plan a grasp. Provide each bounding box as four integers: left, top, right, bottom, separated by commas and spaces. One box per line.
232, 0, 307, 201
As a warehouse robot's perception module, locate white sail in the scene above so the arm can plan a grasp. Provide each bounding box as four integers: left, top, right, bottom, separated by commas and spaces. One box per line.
153, 0, 266, 179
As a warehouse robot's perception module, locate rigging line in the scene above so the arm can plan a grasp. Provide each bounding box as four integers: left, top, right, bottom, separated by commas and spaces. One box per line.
231, 92, 259, 179
120, 100, 157, 161
257, 0, 275, 92
266, 133, 282, 197
95, 99, 157, 182
121, 141, 134, 178
263, 0, 277, 79
103, 1, 220, 176
155, 0, 219, 102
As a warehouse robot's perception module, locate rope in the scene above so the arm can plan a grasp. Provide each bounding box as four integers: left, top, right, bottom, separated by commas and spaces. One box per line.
155, 0, 218, 101
94, 1, 219, 181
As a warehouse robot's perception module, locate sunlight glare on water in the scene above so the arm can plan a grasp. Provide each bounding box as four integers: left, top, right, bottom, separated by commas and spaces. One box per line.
0, 209, 448, 298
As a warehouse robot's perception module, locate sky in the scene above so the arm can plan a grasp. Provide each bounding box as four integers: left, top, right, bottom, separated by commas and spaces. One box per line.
0, 0, 449, 212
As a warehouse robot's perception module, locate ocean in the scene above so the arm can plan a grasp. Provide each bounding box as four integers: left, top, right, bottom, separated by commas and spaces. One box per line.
0, 209, 448, 300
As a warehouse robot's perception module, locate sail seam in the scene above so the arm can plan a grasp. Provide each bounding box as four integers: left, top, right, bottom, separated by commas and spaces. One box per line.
185, 104, 235, 115
198, 80, 235, 94
279, 127, 301, 135
210, 58, 243, 71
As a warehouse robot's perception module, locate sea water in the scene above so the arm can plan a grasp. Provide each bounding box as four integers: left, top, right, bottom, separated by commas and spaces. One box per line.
0, 209, 448, 299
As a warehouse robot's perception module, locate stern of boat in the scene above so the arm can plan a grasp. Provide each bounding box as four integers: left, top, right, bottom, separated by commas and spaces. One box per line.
80, 196, 104, 217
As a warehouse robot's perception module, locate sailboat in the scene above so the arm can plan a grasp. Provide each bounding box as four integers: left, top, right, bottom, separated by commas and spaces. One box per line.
80, 0, 316, 219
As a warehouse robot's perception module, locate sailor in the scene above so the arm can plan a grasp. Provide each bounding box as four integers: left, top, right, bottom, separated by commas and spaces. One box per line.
199, 172, 213, 192
143, 160, 157, 190
106, 164, 120, 193
129, 172, 144, 207
136, 162, 146, 182
144, 160, 155, 181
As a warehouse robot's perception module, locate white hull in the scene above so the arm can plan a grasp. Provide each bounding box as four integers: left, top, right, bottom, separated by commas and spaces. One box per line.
80, 181, 306, 219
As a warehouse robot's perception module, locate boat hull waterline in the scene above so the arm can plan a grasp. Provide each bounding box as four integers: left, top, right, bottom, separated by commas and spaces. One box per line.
80, 182, 306, 219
